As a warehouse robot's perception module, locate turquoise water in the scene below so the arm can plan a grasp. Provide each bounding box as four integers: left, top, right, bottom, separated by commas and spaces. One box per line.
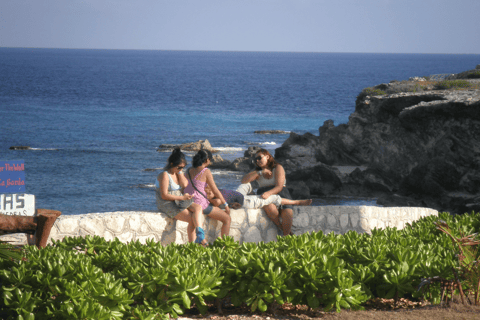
0, 48, 478, 214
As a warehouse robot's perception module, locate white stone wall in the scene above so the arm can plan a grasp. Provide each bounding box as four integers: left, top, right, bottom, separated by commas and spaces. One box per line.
1, 206, 438, 246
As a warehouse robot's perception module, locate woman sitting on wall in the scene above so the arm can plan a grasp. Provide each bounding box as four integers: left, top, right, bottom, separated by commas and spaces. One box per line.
240, 148, 298, 236
155, 148, 206, 244
185, 150, 231, 238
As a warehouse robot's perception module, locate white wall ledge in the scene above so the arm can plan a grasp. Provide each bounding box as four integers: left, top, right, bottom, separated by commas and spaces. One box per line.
41, 206, 438, 245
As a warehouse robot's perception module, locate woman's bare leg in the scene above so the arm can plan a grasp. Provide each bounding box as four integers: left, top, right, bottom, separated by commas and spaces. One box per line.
263, 203, 282, 230
281, 199, 312, 206
187, 203, 204, 229
207, 207, 231, 237
187, 203, 207, 245
174, 209, 196, 242
280, 208, 294, 236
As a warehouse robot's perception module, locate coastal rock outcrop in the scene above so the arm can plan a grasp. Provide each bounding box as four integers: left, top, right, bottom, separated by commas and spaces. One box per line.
9, 146, 32, 150
275, 72, 480, 214
157, 139, 218, 153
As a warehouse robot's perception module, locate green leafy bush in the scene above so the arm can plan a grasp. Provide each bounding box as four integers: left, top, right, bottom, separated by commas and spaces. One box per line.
1, 212, 479, 318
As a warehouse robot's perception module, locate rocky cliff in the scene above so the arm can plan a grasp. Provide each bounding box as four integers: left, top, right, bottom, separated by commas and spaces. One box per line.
275, 68, 480, 214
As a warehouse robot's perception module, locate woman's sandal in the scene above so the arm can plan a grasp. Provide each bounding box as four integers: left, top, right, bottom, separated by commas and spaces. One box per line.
195, 227, 207, 246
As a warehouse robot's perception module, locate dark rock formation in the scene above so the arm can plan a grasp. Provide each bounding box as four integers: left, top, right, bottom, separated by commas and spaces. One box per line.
224, 147, 262, 172
158, 140, 218, 153
274, 74, 480, 214
209, 154, 232, 169
9, 146, 32, 150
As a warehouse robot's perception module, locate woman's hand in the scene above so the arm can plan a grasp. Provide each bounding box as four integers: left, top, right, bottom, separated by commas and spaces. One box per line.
262, 168, 273, 179
261, 191, 271, 199
182, 193, 193, 200
225, 205, 230, 215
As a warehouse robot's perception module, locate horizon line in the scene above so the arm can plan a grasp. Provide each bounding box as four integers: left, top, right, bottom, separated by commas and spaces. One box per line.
1, 46, 479, 55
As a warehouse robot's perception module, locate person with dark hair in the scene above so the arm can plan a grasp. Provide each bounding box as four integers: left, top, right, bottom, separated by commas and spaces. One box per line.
240, 148, 295, 236
155, 148, 206, 245
184, 150, 231, 238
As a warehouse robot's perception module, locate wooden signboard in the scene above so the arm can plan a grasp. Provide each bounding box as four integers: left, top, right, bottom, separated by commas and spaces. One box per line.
0, 160, 35, 216
0, 193, 35, 216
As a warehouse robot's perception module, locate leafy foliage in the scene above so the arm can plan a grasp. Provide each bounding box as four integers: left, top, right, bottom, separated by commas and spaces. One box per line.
434, 80, 479, 90
1, 212, 479, 318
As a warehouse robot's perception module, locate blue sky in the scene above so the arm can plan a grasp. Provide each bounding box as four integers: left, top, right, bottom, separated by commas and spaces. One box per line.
1, 0, 479, 53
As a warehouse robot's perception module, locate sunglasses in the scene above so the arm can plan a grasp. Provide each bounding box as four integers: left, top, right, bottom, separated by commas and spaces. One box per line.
176, 165, 185, 170
255, 155, 264, 161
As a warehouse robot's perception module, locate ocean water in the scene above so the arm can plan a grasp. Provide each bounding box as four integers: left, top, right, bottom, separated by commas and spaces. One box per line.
0, 48, 478, 214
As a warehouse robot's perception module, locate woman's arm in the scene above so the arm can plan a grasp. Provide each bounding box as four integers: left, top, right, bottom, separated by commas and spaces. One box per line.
241, 170, 262, 184
159, 172, 191, 201
177, 170, 189, 189
260, 165, 285, 199
205, 169, 230, 214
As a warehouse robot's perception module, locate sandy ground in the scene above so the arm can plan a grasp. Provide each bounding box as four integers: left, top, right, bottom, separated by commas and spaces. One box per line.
177, 298, 480, 320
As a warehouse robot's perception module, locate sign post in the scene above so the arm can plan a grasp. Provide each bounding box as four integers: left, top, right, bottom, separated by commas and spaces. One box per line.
0, 160, 35, 216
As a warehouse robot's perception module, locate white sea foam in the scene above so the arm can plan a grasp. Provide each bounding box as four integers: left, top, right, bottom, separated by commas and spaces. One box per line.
214, 147, 244, 152
211, 170, 243, 176
245, 141, 277, 145
29, 148, 59, 151
260, 142, 276, 145
135, 183, 155, 189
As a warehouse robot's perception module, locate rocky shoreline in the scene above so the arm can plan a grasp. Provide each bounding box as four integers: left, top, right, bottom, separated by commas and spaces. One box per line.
151, 67, 480, 214
275, 67, 480, 214
185, 67, 480, 214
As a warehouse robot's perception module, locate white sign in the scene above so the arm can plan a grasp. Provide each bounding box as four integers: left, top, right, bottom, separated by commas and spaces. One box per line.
0, 194, 35, 216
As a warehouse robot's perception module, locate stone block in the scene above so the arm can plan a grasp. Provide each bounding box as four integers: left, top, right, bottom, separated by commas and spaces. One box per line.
294, 211, 310, 228
230, 228, 242, 243
231, 210, 246, 227
244, 226, 262, 243
104, 230, 115, 242
247, 209, 261, 225
265, 227, 279, 242
312, 212, 326, 227
56, 217, 79, 234
327, 214, 337, 228
350, 213, 359, 228
128, 215, 145, 231
116, 231, 133, 243
145, 213, 169, 232
339, 213, 349, 230
79, 217, 105, 236
259, 216, 269, 230
164, 231, 180, 246
104, 215, 126, 233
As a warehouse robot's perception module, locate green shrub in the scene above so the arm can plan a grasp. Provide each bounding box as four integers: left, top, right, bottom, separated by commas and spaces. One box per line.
362, 87, 387, 96
1, 212, 480, 317
434, 80, 478, 90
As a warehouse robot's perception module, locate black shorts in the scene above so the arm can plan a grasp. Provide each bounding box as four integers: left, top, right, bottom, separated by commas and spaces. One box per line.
256, 186, 293, 210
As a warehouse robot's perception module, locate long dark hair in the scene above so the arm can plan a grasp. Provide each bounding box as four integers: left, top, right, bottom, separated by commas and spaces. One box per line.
164, 147, 186, 170
192, 149, 213, 168
255, 149, 278, 171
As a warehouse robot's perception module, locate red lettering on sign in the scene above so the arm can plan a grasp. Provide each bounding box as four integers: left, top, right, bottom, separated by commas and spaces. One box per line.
6, 178, 25, 187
